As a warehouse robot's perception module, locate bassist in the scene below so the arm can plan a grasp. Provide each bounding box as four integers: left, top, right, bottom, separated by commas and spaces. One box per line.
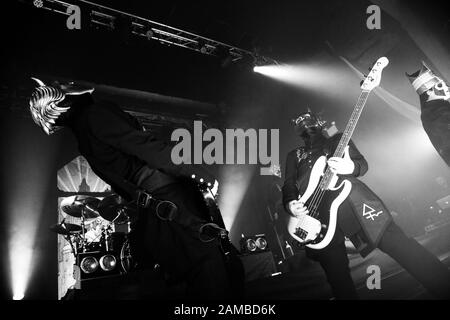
282, 111, 450, 299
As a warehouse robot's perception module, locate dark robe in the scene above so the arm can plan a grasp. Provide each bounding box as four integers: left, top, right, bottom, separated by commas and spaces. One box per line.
62, 94, 243, 299
420, 97, 450, 167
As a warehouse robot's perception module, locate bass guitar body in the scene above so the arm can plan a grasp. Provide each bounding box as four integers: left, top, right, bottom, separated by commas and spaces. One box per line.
287, 155, 352, 250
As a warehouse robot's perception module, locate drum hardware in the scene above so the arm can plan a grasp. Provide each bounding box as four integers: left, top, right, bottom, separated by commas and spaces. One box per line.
60, 195, 100, 219
60, 195, 101, 253
50, 219, 82, 235
75, 233, 135, 280
50, 219, 84, 257
97, 194, 137, 225
56, 194, 136, 280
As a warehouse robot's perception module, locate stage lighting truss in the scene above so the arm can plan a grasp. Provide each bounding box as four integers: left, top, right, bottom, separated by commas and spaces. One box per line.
29, 0, 278, 66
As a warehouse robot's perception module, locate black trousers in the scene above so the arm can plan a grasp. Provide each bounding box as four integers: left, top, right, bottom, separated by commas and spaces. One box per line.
129, 180, 244, 300
307, 222, 450, 299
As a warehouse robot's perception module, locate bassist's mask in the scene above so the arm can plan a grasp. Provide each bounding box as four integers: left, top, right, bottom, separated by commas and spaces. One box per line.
292, 111, 325, 138
406, 62, 450, 102
29, 77, 94, 135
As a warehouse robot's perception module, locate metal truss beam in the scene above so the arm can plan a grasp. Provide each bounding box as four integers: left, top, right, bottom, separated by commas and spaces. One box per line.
28, 0, 278, 66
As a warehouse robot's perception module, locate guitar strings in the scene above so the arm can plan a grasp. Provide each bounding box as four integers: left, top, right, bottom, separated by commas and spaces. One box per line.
305, 91, 369, 220
306, 129, 348, 219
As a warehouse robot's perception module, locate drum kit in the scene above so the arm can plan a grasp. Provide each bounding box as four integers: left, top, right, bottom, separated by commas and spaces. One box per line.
51, 194, 136, 275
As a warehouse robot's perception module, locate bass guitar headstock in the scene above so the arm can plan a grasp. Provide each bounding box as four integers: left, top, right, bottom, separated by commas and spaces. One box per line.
360, 57, 389, 91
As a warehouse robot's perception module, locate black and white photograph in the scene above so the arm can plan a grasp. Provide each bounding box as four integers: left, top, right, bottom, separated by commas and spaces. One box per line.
1, 0, 450, 313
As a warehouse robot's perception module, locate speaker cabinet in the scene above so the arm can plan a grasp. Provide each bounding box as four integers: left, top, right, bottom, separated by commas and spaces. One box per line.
239, 251, 277, 282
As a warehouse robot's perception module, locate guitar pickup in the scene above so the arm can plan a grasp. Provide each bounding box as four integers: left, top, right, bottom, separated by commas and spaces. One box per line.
295, 228, 308, 240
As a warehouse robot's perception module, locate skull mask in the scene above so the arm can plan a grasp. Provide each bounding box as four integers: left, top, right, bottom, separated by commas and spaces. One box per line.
29, 78, 94, 135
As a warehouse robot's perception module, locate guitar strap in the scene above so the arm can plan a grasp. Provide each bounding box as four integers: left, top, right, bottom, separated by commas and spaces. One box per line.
84, 155, 157, 210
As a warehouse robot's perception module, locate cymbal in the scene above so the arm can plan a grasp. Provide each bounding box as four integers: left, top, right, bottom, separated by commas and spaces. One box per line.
50, 223, 82, 235
60, 195, 100, 219
97, 194, 136, 224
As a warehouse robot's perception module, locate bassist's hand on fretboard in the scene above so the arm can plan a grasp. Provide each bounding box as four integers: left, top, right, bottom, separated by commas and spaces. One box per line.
327, 146, 355, 175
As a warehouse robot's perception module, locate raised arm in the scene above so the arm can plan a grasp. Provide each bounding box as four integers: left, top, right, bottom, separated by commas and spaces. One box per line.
282, 150, 300, 214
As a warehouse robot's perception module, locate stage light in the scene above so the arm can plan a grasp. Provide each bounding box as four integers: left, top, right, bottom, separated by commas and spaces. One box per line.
33, 0, 43, 8
251, 52, 278, 73
76, 250, 125, 280
4, 109, 60, 300
253, 63, 355, 98
240, 234, 269, 254
9, 239, 35, 301
80, 256, 99, 274
255, 237, 267, 250
246, 239, 257, 252
218, 165, 255, 231
99, 254, 117, 271
7, 135, 52, 301
12, 293, 24, 301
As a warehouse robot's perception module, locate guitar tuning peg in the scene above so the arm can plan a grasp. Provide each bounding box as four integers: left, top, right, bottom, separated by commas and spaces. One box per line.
368, 67, 372, 71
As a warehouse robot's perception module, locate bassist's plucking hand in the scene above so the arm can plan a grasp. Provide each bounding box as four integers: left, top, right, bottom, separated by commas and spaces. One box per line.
288, 200, 309, 218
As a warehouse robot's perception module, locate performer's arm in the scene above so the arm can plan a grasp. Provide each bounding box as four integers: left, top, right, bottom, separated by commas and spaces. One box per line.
89, 103, 216, 185
347, 139, 368, 177
282, 151, 299, 216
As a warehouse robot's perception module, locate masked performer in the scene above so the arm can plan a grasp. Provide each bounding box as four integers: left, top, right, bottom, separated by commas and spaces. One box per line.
282, 111, 450, 299
28, 78, 244, 299
407, 62, 450, 167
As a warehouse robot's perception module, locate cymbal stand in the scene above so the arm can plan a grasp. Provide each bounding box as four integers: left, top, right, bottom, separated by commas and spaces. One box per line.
80, 207, 87, 252
64, 234, 78, 258
103, 224, 113, 252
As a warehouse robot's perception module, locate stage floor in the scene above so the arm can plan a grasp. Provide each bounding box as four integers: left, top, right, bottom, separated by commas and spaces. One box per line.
246, 225, 450, 300
66, 225, 450, 300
